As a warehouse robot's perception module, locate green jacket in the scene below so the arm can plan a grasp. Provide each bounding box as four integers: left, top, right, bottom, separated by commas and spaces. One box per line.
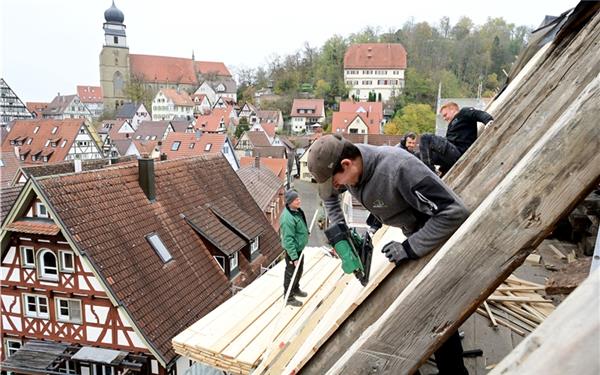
280, 206, 309, 260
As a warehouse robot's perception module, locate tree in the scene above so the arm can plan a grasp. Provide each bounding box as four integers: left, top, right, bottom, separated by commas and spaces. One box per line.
385, 103, 435, 135
235, 118, 250, 139
124, 74, 154, 110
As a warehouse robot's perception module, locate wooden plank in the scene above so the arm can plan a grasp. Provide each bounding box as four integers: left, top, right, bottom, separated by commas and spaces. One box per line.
548, 244, 567, 260
490, 269, 600, 374
326, 53, 600, 374
483, 301, 498, 328
525, 254, 541, 264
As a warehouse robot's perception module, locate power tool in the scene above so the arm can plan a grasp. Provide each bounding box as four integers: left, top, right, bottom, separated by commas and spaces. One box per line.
324, 222, 373, 286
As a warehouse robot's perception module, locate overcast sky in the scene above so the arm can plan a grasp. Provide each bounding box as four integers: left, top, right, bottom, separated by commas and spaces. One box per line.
1, 0, 578, 102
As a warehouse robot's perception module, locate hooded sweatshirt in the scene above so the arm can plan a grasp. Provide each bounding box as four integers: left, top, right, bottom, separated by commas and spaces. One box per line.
322, 144, 469, 257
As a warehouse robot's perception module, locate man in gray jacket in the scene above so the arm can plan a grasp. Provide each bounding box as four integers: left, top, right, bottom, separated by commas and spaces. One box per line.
308, 134, 470, 375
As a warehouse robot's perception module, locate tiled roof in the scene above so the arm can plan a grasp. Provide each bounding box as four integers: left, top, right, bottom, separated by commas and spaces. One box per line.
209, 197, 265, 241
0, 185, 22, 224
161, 89, 194, 107
290, 99, 325, 118
331, 112, 380, 134
111, 139, 133, 156
184, 205, 246, 256
5, 219, 60, 236
195, 108, 233, 132
237, 166, 283, 211
257, 110, 280, 123
19, 157, 136, 180
132, 140, 159, 155
339, 101, 383, 122
252, 146, 286, 159
76, 85, 103, 103
341, 133, 403, 146
245, 131, 271, 147
129, 54, 231, 85
36, 155, 282, 362
0, 148, 22, 187
161, 132, 226, 159
133, 121, 172, 141
42, 94, 78, 117
239, 157, 286, 181
259, 123, 276, 138
344, 43, 407, 69
25, 102, 49, 117
115, 103, 139, 119
169, 120, 195, 133
1, 119, 85, 164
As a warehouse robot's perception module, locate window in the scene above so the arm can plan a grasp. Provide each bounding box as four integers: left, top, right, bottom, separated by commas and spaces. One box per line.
45, 140, 51, 147
26, 138, 32, 145
171, 141, 181, 151
146, 234, 173, 263
51, 126, 58, 134
4, 338, 21, 358
36, 202, 48, 218
189, 142, 195, 149
20, 246, 35, 268
55, 298, 82, 323
204, 143, 212, 151
33, 126, 40, 134
60, 250, 75, 272
213, 255, 225, 272
79, 128, 86, 134
250, 236, 259, 254
60, 140, 67, 147
229, 252, 238, 269
23, 294, 49, 318
38, 249, 58, 281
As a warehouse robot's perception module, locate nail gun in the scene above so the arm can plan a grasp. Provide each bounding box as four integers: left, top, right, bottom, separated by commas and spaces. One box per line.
324, 222, 373, 286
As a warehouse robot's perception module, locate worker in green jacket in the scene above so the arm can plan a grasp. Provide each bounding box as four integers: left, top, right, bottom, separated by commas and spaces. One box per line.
280, 189, 309, 307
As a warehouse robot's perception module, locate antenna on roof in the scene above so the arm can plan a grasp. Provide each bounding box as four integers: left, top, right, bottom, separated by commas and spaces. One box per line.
192, 49, 195, 61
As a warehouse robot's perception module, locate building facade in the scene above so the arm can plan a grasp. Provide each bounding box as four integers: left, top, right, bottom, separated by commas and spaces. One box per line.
0, 79, 33, 126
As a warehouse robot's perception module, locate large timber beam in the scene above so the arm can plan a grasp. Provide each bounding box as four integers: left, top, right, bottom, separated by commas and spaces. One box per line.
303, 4, 600, 373
326, 71, 600, 374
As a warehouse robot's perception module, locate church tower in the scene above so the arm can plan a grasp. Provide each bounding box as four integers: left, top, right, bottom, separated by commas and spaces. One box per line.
99, 1, 130, 113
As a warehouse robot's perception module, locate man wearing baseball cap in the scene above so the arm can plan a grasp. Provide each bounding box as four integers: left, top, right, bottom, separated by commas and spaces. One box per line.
308, 133, 470, 375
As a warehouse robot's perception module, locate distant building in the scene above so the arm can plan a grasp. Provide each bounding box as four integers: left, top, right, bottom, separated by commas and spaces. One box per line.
115, 102, 150, 129
99, 1, 235, 113
76, 85, 104, 119
289, 99, 325, 134
42, 94, 93, 122
162, 132, 239, 171
0, 79, 33, 126
151, 89, 194, 121
332, 101, 384, 134
25, 102, 49, 119
344, 43, 407, 102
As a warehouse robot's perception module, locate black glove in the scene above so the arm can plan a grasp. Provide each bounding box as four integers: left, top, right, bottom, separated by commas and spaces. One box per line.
382, 241, 410, 264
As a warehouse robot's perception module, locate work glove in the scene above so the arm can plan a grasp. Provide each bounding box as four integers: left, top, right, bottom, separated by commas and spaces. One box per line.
382, 241, 410, 264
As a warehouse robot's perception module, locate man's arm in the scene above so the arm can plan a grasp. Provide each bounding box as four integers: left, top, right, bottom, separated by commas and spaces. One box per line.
396, 157, 470, 258
320, 188, 347, 226
466, 107, 494, 124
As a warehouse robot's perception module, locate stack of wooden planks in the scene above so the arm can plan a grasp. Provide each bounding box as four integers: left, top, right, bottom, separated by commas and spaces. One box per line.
477, 275, 555, 336
173, 226, 404, 375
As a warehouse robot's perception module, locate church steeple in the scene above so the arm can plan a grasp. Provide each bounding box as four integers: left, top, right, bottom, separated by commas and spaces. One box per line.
103, 0, 127, 48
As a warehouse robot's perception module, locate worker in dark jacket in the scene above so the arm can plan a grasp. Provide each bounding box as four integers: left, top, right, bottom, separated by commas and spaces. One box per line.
280, 190, 309, 307
420, 102, 493, 176
308, 134, 470, 375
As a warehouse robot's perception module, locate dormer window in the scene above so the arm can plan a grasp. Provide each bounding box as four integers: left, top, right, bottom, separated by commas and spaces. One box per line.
33, 126, 40, 134
60, 140, 67, 148
204, 143, 212, 152
45, 140, 50, 147
229, 253, 239, 278
51, 127, 58, 134
189, 142, 195, 149
26, 138, 32, 145
250, 237, 260, 255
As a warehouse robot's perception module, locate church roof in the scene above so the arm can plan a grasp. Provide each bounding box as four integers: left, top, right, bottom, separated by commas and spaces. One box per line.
129, 54, 231, 85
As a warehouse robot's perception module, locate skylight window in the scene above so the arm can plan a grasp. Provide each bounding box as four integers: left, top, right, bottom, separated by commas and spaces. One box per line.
171, 141, 181, 151
51, 126, 58, 134
146, 233, 173, 263
204, 143, 212, 151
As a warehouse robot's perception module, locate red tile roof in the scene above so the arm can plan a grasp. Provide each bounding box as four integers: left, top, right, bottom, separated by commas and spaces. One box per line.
161, 132, 226, 159
5, 219, 60, 236
36, 155, 282, 363
129, 54, 231, 85
239, 157, 286, 181
344, 43, 407, 69
260, 123, 276, 138
194, 108, 233, 132
236, 167, 283, 210
25, 102, 49, 117
160, 89, 194, 107
341, 133, 403, 146
244, 131, 271, 147
77, 85, 103, 103
1, 119, 86, 164
290, 99, 325, 117
0, 148, 22, 187
339, 101, 383, 121
332, 112, 380, 134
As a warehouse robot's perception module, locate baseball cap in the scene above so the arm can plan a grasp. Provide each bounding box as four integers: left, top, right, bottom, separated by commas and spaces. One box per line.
307, 134, 349, 183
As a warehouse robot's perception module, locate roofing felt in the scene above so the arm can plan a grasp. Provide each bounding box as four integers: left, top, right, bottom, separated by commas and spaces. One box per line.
35, 155, 281, 362
236, 167, 283, 211
344, 43, 407, 69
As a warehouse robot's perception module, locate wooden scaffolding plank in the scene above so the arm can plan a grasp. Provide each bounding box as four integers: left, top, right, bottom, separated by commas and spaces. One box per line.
490, 269, 600, 374
326, 56, 600, 374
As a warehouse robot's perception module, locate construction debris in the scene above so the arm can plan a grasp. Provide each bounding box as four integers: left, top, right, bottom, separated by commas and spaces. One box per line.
545, 257, 592, 295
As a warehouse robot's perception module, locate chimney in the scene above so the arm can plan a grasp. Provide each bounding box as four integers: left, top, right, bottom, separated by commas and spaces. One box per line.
254, 156, 260, 168
160, 153, 167, 161
74, 159, 82, 173
138, 157, 156, 201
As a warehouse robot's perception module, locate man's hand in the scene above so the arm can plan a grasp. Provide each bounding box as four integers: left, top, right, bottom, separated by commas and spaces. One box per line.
382, 241, 410, 264
293, 260, 298, 267
484, 120, 494, 129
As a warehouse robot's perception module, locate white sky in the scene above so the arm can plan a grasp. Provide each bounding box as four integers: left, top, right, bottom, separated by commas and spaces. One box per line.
1, 0, 578, 102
